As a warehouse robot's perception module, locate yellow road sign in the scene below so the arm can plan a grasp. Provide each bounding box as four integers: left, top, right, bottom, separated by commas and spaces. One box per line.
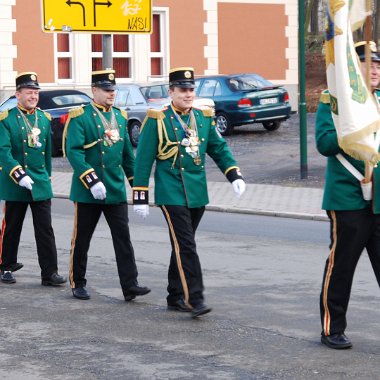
41, 0, 152, 33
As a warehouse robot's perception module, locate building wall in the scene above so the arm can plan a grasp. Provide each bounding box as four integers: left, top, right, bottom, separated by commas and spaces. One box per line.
154, 0, 208, 75
0, 0, 17, 90
217, 3, 287, 78
13, 0, 55, 84
0, 0, 298, 110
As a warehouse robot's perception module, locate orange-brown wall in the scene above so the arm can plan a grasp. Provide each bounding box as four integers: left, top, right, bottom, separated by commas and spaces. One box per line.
218, 3, 288, 79
13, 0, 55, 83
153, 0, 207, 74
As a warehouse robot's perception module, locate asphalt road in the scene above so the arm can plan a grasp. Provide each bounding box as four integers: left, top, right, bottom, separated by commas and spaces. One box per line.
1, 199, 380, 379
53, 113, 326, 189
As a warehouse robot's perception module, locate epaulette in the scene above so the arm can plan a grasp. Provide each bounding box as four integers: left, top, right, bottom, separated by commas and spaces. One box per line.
43, 111, 52, 121
201, 107, 215, 117
0, 109, 9, 121
319, 89, 330, 104
120, 109, 128, 120
68, 106, 84, 118
147, 108, 165, 119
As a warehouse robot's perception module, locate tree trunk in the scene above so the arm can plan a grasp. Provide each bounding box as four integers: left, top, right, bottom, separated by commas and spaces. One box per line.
311, 0, 319, 34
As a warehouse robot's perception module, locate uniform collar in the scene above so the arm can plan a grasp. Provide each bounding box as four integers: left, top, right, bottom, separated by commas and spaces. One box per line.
171, 103, 192, 115
92, 101, 112, 112
17, 104, 36, 115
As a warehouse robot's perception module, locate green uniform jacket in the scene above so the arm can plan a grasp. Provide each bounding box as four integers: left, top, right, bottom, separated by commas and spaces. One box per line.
0, 107, 53, 202
315, 89, 380, 212
133, 106, 240, 208
64, 103, 134, 204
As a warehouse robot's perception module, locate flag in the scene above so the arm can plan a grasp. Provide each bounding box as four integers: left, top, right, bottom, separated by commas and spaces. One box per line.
325, 0, 380, 165
350, 0, 371, 31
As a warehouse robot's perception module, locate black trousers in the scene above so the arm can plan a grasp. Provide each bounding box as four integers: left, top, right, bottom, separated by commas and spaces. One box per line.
160, 205, 205, 307
69, 202, 138, 292
0, 200, 58, 278
320, 209, 380, 335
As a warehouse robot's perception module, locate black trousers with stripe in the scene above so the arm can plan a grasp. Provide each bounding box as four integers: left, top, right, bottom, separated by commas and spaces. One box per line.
0, 200, 58, 278
70, 202, 138, 292
320, 208, 380, 336
160, 205, 205, 307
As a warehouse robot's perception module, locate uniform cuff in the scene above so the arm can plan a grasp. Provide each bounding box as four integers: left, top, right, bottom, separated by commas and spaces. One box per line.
79, 169, 100, 189
225, 167, 244, 183
10, 165, 27, 184
128, 176, 134, 188
133, 187, 149, 205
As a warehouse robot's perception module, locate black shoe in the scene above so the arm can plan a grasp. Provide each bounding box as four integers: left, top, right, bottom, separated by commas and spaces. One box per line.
1, 271, 16, 284
321, 333, 352, 349
167, 299, 192, 312
191, 303, 212, 318
72, 287, 90, 300
124, 285, 151, 301
8, 263, 23, 272
41, 272, 67, 286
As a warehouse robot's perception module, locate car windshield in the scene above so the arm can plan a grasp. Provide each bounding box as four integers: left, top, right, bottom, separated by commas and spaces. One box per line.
228, 75, 274, 91
0, 97, 17, 112
49, 94, 90, 107
39, 93, 91, 109
140, 85, 169, 102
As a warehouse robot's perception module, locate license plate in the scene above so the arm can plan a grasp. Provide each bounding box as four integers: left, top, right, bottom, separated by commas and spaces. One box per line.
260, 98, 278, 105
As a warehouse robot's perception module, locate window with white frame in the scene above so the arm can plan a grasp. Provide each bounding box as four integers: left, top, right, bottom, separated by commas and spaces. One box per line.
56, 33, 73, 80
91, 34, 132, 79
88, 9, 168, 81
150, 13, 165, 77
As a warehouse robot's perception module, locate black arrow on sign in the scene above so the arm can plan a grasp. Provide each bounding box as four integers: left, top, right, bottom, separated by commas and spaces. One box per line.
93, 1, 112, 27
66, 0, 86, 27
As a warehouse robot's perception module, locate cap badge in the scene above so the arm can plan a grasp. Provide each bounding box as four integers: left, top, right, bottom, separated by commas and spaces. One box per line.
109, 73, 115, 80
184, 71, 191, 79
31, 74, 37, 81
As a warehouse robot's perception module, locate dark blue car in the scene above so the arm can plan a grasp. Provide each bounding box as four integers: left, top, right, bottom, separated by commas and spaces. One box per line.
0, 89, 91, 156
195, 74, 291, 135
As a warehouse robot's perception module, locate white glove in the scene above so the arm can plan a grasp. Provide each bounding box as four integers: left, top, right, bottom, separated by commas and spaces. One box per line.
232, 179, 246, 198
133, 204, 149, 218
90, 182, 107, 200
19, 176, 34, 190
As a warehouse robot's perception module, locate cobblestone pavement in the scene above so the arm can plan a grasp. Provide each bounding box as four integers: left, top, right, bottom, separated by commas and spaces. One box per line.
53, 113, 325, 188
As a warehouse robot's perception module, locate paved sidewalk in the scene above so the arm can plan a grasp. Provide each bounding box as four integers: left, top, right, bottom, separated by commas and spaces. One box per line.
52, 171, 327, 221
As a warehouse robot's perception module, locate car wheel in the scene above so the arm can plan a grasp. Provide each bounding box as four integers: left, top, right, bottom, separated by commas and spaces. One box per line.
216, 112, 233, 136
128, 120, 141, 147
262, 120, 281, 131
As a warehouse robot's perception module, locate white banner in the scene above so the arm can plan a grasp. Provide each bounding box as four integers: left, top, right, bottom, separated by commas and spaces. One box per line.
326, 0, 380, 164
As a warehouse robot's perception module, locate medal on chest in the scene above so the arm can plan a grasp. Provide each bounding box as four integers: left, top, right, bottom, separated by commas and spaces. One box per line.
172, 106, 202, 165
92, 104, 120, 147
18, 109, 42, 148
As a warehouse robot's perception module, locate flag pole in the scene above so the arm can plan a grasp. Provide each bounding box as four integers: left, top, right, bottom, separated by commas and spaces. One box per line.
364, 0, 373, 182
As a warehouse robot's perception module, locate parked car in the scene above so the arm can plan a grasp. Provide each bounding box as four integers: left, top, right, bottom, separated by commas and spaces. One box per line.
114, 83, 169, 147
114, 83, 215, 147
0, 89, 91, 156
194, 74, 291, 135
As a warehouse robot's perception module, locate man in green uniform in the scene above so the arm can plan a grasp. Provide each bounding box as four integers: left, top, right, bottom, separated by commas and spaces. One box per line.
133, 67, 246, 318
316, 42, 380, 349
0, 72, 67, 286
64, 69, 150, 301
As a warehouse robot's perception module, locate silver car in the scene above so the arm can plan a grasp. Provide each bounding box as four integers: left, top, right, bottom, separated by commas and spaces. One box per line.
114, 83, 169, 147
114, 83, 215, 147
